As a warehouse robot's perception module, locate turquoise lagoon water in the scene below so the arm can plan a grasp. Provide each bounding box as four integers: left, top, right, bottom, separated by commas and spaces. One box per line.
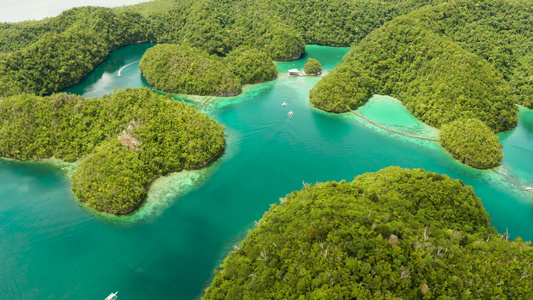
1, 44, 532, 299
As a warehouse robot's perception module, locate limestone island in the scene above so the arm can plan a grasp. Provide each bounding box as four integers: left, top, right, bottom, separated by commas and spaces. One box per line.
139, 44, 277, 97
0, 88, 226, 215
303, 58, 322, 76
204, 167, 533, 299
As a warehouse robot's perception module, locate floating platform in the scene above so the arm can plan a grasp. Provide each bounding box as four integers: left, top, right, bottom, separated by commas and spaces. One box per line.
288, 69, 300, 76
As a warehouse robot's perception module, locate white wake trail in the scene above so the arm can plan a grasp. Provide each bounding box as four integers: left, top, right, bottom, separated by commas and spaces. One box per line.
117, 61, 139, 76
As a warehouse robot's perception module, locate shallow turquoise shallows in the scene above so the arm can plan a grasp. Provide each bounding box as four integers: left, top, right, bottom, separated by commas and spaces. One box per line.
1, 44, 532, 300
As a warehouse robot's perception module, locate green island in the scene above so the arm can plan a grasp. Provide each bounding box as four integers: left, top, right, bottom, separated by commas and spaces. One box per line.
139, 44, 277, 96
204, 167, 533, 299
0, 88, 225, 214
309, 0, 533, 169
303, 58, 322, 76
440, 119, 504, 169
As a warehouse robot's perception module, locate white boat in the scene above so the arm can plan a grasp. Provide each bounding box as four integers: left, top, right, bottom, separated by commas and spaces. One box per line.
288, 69, 299, 76
282, 102, 287, 106
524, 187, 533, 192
105, 292, 118, 300
288, 111, 294, 117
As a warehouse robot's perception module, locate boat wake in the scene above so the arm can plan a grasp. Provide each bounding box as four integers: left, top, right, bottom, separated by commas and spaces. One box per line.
117, 61, 139, 77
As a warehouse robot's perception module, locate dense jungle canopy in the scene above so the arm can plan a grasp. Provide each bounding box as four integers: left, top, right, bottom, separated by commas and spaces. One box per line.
0, 88, 225, 214
0, 0, 447, 97
204, 167, 533, 299
440, 118, 504, 169
308, 0, 533, 169
139, 44, 277, 96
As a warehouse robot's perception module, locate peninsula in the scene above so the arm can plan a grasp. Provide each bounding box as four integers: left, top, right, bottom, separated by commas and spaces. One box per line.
309, 0, 533, 169
0, 88, 225, 214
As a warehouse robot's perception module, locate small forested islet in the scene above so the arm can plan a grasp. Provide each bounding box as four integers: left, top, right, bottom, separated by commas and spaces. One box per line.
139, 44, 241, 96
204, 167, 533, 299
139, 44, 277, 96
303, 58, 322, 75
0, 88, 226, 214
440, 119, 504, 169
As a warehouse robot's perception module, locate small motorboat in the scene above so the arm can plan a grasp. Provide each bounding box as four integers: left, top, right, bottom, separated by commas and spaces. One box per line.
282, 102, 287, 106
524, 187, 533, 192
105, 292, 118, 300
288, 111, 294, 118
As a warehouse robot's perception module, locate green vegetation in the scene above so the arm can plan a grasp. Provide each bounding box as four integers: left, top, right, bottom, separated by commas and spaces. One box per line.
408, 0, 533, 109
225, 47, 277, 85
139, 44, 241, 96
308, 63, 373, 113
139, 44, 277, 96
307, 0, 533, 169
0, 0, 444, 97
303, 58, 322, 75
440, 119, 504, 169
2, 0, 532, 102
204, 167, 533, 299
0, 0, 531, 197
0, 88, 225, 214
0, 7, 149, 97
310, 0, 533, 112
73, 140, 149, 214
310, 19, 518, 132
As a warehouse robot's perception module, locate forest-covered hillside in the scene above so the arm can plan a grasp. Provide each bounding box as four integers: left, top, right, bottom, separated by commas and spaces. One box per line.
2, 0, 531, 105
204, 167, 533, 299
310, 2, 522, 131
0, 88, 225, 214
309, 0, 533, 169
139, 44, 277, 96
0, 0, 441, 97
0, 7, 149, 96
